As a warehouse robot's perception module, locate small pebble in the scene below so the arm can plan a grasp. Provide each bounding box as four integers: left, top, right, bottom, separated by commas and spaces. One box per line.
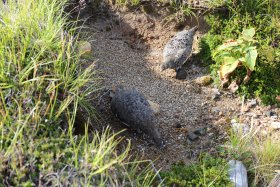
247, 99, 257, 108
212, 94, 220, 101
175, 122, 182, 128
188, 132, 199, 141
208, 132, 214, 137
266, 111, 274, 117
193, 127, 207, 136
211, 88, 221, 100
271, 122, 280, 129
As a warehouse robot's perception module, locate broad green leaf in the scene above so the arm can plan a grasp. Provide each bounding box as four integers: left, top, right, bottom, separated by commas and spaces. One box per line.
220, 56, 240, 78
239, 57, 246, 62
243, 46, 256, 52
242, 28, 255, 41
217, 40, 239, 51
259, 47, 275, 61
244, 48, 258, 71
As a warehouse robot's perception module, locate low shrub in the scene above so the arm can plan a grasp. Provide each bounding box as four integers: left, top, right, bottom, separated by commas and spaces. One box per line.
160, 154, 233, 187
199, 0, 280, 105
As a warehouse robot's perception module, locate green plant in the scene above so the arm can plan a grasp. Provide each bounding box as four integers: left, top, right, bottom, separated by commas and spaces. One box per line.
214, 28, 258, 86
200, 0, 280, 105
160, 154, 233, 187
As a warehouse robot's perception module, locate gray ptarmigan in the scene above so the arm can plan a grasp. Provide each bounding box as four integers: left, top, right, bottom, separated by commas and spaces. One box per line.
110, 86, 163, 147
161, 26, 197, 71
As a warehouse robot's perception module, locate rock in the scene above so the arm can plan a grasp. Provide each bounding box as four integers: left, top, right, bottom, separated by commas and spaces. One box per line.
194, 75, 212, 86
187, 132, 199, 141
271, 122, 280, 129
228, 160, 248, 187
228, 80, 239, 93
161, 26, 197, 71
211, 88, 221, 100
266, 111, 275, 117
111, 86, 163, 147
175, 122, 182, 128
193, 127, 207, 136
247, 99, 257, 108
212, 94, 220, 100
211, 107, 221, 114
77, 41, 92, 57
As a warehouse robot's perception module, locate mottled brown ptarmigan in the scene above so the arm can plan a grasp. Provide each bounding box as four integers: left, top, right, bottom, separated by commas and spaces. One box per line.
110, 86, 163, 147
161, 26, 197, 71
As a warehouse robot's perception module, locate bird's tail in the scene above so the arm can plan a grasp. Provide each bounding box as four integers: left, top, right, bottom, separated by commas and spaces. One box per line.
190, 25, 198, 32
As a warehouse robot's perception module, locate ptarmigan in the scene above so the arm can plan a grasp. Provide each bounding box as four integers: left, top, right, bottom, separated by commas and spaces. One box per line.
110, 86, 163, 147
161, 26, 197, 71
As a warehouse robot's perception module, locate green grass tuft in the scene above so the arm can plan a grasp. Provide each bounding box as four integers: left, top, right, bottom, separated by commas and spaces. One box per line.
225, 129, 280, 186
0, 0, 159, 185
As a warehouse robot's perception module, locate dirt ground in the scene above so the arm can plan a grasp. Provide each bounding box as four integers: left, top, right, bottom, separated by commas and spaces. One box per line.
75, 4, 280, 170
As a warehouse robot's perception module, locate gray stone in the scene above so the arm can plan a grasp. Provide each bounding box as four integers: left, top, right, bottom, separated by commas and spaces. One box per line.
228, 160, 248, 187
247, 99, 257, 108
271, 122, 280, 129
211, 107, 221, 114
228, 80, 239, 93
188, 132, 199, 141
211, 94, 220, 100
266, 111, 276, 117
193, 127, 207, 136
161, 26, 197, 71
175, 122, 182, 128
211, 88, 221, 100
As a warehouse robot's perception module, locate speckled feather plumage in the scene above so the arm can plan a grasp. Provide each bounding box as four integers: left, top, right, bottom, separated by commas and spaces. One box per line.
162, 27, 197, 70
111, 86, 163, 146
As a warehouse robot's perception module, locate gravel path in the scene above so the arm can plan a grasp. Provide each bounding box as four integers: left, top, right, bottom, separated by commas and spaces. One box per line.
84, 11, 224, 169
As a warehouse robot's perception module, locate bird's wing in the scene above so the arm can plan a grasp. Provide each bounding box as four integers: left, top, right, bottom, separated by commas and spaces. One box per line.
174, 47, 192, 67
